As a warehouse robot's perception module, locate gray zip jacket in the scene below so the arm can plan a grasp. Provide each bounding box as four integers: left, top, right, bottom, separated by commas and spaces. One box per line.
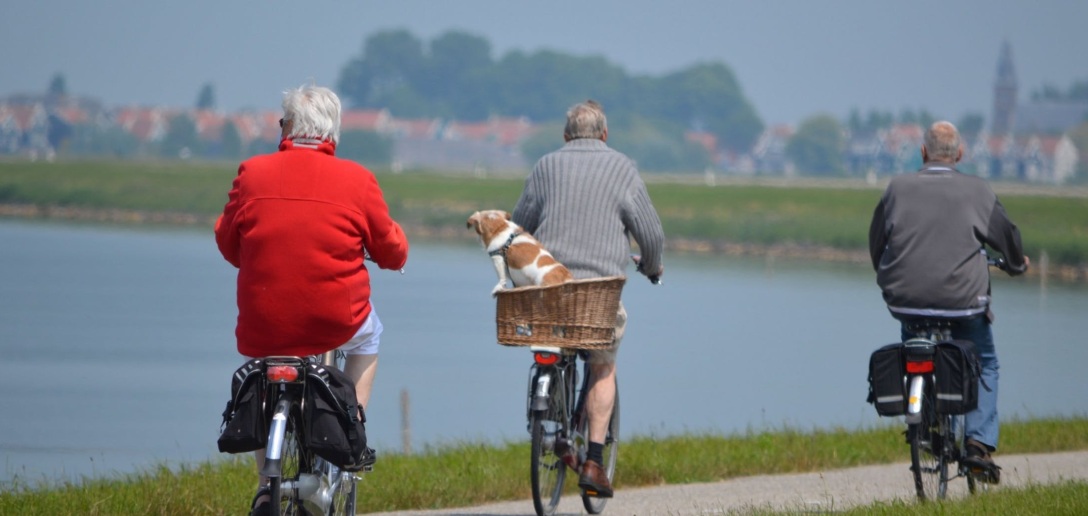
869, 164, 1027, 318
512, 138, 665, 281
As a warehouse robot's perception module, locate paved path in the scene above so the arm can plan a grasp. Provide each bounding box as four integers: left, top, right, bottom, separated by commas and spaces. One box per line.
365, 450, 1088, 515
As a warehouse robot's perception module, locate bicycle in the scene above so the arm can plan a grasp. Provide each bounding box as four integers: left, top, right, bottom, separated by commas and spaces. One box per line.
898, 319, 984, 500
885, 255, 1006, 500
526, 344, 619, 516
258, 349, 368, 516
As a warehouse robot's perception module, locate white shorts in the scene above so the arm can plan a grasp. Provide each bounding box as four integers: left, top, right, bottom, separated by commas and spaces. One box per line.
337, 307, 383, 356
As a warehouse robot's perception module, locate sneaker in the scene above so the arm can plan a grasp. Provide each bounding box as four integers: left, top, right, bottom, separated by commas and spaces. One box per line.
963, 439, 1002, 484
578, 459, 614, 498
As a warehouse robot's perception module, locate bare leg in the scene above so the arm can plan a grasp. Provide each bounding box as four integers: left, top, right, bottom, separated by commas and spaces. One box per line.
252, 450, 270, 509
586, 362, 616, 444
343, 353, 379, 410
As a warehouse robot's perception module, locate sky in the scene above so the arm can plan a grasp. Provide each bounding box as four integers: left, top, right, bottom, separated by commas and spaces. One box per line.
3, 1, 1087, 126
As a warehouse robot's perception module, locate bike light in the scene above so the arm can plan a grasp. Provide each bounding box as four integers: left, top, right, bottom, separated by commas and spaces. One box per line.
267, 365, 301, 382
905, 361, 934, 374
534, 352, 560, 366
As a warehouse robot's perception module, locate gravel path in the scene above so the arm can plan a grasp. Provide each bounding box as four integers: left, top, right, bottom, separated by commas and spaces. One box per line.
365, 450, 1088, 515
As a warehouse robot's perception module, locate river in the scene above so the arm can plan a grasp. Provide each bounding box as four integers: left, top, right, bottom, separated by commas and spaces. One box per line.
1, 219, 1085, 486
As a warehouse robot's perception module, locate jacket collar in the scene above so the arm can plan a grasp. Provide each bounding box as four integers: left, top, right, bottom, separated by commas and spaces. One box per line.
919, 162, 957, 174
279, 138, 336, 155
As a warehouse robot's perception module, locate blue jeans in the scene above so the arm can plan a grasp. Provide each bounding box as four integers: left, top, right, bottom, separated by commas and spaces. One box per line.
901, 316, 999, 450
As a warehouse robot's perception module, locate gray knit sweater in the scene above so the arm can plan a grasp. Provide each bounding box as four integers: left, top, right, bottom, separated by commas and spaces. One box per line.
512, 138, 665, 281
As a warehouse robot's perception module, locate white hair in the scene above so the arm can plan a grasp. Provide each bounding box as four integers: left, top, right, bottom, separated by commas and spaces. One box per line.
281, 84, 342, 144
564, 100, 607, 140
923, 121, 961, 162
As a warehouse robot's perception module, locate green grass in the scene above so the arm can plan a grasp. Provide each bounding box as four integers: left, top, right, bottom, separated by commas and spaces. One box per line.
3, 417, 1087, 514
836, 481, 1088, 516
2, 160, 1087, 267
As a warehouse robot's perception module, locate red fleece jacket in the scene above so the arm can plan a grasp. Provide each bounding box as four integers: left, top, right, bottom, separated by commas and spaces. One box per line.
215, 139, 408, 357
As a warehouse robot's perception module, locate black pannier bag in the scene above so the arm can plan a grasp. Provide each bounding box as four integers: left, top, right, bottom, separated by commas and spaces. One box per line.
303, 363, 368, 471
867, 343, 907, 416
934, 339, 981, 414
218, 359, 268, 453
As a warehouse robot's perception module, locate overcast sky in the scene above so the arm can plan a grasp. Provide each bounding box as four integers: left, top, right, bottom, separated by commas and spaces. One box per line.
3, 1, 1086, 126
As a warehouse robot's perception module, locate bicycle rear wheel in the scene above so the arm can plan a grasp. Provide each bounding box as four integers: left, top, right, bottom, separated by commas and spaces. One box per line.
908, 404, 950, 500
530, 376, 568, 516
581, 391, 619, 514
269, 406, 315, 515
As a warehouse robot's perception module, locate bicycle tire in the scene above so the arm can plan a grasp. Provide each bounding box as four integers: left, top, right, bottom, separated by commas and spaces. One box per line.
317, 350, 359, 515
951, 415, 978, 495
530, 373, 568, 516
581, 390, 619, 514
269, 405, 314, 515
908, 401, 949, 500
326, 468, 357, 516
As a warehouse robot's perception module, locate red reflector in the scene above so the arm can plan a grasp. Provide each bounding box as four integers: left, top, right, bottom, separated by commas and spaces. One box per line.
267, 365, 300, 382
906, 361, 934, 373
534, 352, 560, 366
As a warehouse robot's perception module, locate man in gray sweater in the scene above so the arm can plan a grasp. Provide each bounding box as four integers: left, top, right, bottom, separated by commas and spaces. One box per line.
513, 100, 665, 497
869, 121, 1029, 480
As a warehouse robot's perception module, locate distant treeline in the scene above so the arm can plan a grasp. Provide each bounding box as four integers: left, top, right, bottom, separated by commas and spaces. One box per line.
336, 30, 763, 162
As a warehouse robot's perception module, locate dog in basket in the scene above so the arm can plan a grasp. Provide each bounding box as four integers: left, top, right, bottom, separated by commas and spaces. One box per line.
466, 210, 573, 294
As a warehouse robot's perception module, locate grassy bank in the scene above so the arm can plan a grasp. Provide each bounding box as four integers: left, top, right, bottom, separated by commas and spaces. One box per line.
3, 417, 1087, 514
2, 160, 1087, 273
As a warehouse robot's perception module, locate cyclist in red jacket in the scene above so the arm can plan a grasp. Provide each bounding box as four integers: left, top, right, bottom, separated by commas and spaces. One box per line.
216, 84, 408, 515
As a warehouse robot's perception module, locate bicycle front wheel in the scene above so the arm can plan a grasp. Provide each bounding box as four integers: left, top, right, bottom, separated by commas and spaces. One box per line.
908, 407, 950, 500
530, 388, 568, 516
327, 469, 357, 516
581, 391, 619, 514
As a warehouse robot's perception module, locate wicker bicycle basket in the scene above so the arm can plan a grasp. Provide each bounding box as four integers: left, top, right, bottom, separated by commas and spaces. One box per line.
495, 276, 626, 349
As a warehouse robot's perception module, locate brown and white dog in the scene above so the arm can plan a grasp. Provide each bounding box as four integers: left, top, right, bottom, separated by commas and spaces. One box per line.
466, 210, 573, 294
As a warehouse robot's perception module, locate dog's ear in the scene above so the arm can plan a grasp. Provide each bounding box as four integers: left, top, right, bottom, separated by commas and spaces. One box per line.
503, 211, 512, 220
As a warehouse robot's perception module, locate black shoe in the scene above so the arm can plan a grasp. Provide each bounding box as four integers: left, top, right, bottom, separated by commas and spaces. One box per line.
249, 486, 272, 516
962, 439, 1002, 484
578, 460, 614, 498
362, 446, 377, 467
344, 446, 377, 472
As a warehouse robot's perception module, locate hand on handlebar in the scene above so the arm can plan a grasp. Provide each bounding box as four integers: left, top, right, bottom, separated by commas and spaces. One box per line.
630, 254, 663, 285
365, 252, 406, 274
987, 255, 1029, 274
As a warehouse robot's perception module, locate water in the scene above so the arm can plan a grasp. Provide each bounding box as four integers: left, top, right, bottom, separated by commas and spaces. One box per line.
2, 219, 1086, 486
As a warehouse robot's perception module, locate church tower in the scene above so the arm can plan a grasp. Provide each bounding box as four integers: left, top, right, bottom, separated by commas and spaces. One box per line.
991, 40, 1018, 136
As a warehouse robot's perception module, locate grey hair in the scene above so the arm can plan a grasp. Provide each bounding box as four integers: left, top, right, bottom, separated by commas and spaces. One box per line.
923, 121, 961, 162
564, 100, 607, 140
281, 84, 342, 144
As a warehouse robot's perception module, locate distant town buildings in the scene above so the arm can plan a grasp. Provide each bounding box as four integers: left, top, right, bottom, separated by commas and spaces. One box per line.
1, 42, 1082, 182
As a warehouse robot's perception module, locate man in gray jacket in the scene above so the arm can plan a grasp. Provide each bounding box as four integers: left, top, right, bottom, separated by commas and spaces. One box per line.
513, 100, 665, 498
869, 120, 1029, 480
